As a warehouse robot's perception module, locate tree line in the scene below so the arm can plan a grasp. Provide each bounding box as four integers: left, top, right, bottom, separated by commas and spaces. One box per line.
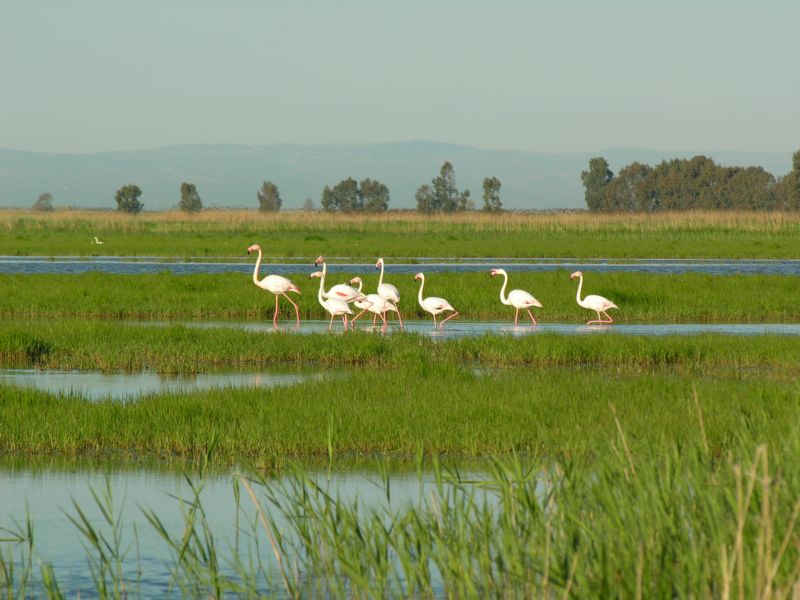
582, 150, 800, 212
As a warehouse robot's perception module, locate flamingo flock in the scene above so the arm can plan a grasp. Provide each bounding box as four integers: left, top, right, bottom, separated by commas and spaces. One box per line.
248, 244, 618, 330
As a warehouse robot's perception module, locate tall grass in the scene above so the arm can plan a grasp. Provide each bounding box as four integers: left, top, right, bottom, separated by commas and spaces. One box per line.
3, 208, 800, 257
2, 270, 799, 323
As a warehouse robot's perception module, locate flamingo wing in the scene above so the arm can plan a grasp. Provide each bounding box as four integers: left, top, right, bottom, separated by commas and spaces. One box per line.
584, 294, 617, 311
263, 275, 298, 294
378, 283, 400, 302
508, 289, 542, 309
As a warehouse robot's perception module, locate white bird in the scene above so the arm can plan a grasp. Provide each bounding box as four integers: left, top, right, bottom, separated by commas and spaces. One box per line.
349, 277, 399, 331
248, 243, 301, 328
91, 236, 104, 244
314, 256, 366, 303
375, 257, 403, 328
311, 270, 352, 331
414, 272, 459, 330
490, 268, 542, 325
570, 270, 618, 325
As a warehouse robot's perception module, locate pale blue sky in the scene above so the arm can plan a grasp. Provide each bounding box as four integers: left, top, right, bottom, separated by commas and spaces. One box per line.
1, 0, 798, 154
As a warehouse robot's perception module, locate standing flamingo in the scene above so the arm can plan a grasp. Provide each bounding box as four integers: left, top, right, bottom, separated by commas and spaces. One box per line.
490, 268, 543, 325
247, 244, 301, 328
375, 258, 404, 328
414, 272, 459, 330
310, 270, 352, 331
348, 277, 399, 331
570, 271, 618, 324
313, 256, 366, 303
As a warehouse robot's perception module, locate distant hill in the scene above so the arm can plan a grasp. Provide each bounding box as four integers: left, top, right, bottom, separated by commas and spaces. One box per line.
0, 142, 792, 210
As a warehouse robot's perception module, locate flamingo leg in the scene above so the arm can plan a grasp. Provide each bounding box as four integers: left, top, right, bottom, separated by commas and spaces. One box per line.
342, 314, 349, 331
602, 311, 614, 324
396, 308, 404, 330
432, 314, 437, 330
273, 294, 281, 327
281, 293, 301, 326
352, 307, 370, 326
586, 312, 606, 325
514, 308, 519, 325
381, 312, 388, 332
372, 314, 378, 326
527, 309, 537, 325
328, 313, 335, 331
439, 311, 459, 329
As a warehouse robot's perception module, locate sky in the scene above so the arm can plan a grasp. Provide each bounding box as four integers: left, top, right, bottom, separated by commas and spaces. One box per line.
1, 0, 798, 155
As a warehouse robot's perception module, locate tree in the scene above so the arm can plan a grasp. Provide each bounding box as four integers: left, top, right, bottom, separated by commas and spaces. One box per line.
179, 182, 203, 213
302, 197, 315, 211
32, 193, 54, 212
257, 181, 282, 212
331, 178, 361, 212
581, 158, 613, 212
321, 186, 335, 212
360, 178, 390, 212
482, 177, 502, 212
115, 184, 143, 214
415, 184, 434, 213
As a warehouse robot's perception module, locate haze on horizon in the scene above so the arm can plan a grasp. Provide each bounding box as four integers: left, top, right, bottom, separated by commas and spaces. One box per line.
2, 0, 798, 157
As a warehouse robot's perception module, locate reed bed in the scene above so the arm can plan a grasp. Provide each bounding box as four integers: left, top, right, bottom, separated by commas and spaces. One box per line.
3, 423, 800, 597
3, 208, 800, 257
2, 270, 799, 323
1, 319, 800, 373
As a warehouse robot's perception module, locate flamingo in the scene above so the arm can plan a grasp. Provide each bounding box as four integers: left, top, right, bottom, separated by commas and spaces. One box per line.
570, 270, 618, 324
247, 243, 301, 328
490, 268, 543, 325
375, 257, 404, 328
313, 256, 366, 303
414, 272, 459, 330
91, 236, 104, 244
310, 270, 352, 331
349, 277, 399, 331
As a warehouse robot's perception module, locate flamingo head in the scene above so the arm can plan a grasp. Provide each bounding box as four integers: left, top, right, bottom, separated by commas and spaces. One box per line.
247, 244, 260, 254
314, 255, 324, 266
570, 271, 583, 280
375, 257, 384, 269
490, 268, 506, 277
310, 271, 322, 279
414, 272, 423, 282
349, 277, 362, 285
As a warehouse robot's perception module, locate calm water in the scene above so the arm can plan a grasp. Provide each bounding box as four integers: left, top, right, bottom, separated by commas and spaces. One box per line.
3, 256, 800, 275
155, 319, 800, 338
0, 368, 314, 401
0, 464, 497, 596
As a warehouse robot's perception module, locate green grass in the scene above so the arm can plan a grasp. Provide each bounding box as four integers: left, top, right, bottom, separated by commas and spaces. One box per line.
4, 208, 800, 258
3, 270, 800, 323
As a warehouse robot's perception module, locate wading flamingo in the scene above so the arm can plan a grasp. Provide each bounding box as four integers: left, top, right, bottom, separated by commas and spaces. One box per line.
247, 243, 301, 327
349, 277, 399, 331
414, 272, 459, 330
570, 271, 618, 324
375, 257, 404, 328
311, 270, 352, 331
314, 256, 366, 303
490, 268, 543, 325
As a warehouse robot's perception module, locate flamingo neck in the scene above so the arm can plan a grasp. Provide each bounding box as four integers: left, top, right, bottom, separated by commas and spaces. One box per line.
498, 272, 510, 305
417, 275, 425, 305
353, 279, 362, 292
575, 274, 585, 306
317, 272, 327, 304
251, 248, 263, 284
377, 261, 385, 287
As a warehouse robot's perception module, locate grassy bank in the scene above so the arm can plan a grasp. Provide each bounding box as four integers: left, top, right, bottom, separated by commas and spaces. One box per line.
3, 270, 799, 323
3, 208, 800, 258
2, 320, 800, 373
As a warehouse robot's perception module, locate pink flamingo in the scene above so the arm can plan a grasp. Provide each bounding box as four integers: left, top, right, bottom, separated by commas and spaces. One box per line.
247, 244, 301, 328
349, 277, 399, 331
375, 257, 404, 328
314, 256, 366, 303
310, 270, 352, 331
570, 271, 618, 324
414, 272, 459, 330
490, 268, 542, 325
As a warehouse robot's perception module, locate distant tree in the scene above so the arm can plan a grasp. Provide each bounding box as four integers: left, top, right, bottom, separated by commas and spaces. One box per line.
415, 184, 434, 213
482, 177, 502, 212
779, 150, 800, 210
331, 178, 361, 212
257, 181, 282, 212
581, 158, 613, 211
32, 192, 54, 212
321, 185, 335, 211
360, 178, 390, 212
302, 197, 316, 211
115, 184, 144, 214
179, 182, 203, 213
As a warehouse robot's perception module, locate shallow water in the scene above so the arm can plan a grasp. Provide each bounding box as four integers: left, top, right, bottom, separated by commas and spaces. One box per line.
0, 464, 498, 596
3, 256, 800, 275
0, 368, 313, 401
159, 319, 800, 338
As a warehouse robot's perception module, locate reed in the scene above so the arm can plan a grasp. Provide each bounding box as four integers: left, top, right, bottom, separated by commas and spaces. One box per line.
2, 270, 799, 323
3, 208, 800, 257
